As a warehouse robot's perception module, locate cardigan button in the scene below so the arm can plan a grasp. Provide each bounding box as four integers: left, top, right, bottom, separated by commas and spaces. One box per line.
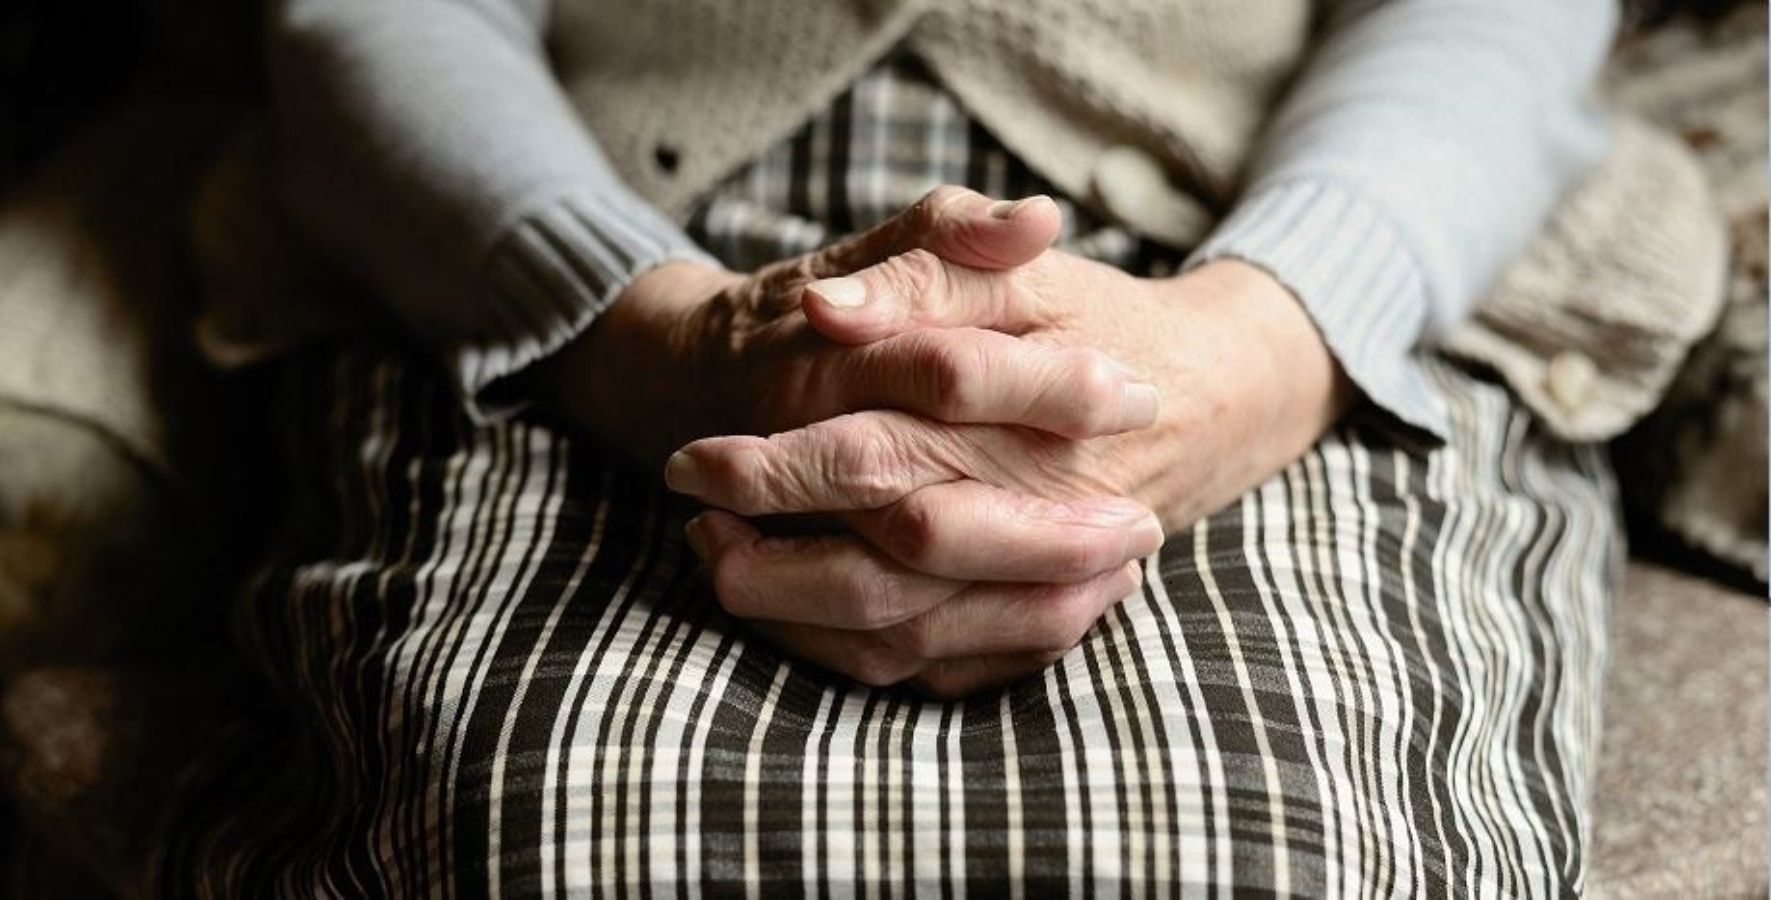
1089, 144, 1212, 247
1545, 350, 1598, 412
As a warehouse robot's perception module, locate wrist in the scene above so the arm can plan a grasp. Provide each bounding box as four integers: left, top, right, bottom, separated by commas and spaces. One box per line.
1179, 259, 1352, 425
533, 260, 743, 464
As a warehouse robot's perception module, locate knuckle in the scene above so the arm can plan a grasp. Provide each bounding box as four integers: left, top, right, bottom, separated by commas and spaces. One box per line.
878, 248, 944, 303
840, 565, 909, 631
782, 254, 821, 285
912, 185, 970, 232
1063, 350, 1127, 433
1074, 350, 1126, 402
825, 428, 906, 508
882, 614, 936, 660
919, 335, 988, 418
1033, 586, 1104, 653
876, 494, 944, 569
709, 548, 760, 617
757, 252, 832, 295
709, 444, 772, 515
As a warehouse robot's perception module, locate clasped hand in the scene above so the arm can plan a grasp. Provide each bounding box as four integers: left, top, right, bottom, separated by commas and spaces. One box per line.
539, 187, 1347, 697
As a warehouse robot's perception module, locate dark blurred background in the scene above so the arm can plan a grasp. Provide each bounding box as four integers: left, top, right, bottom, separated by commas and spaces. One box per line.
1, 0, 260, 195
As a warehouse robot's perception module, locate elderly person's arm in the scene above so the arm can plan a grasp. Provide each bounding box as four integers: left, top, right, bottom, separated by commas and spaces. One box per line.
267, 0, 712, 420
1187, 0, 1617, 436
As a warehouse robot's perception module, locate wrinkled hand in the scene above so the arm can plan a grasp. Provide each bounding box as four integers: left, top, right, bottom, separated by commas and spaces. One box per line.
667, 244, 1351, 696
536, 187, 1176, 697
539, 187, 1157, 463
673, 250, 1350, 532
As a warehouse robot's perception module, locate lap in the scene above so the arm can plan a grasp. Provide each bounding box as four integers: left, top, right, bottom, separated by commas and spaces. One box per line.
166, 346, 1617, 897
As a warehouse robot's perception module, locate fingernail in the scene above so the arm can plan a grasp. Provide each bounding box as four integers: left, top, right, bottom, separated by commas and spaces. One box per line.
1113, 560, 1145, 598
808, 276, 868, 308
664, 450, 706, 495
683, 515, 713, 560
1129, 513, 1165, 557
1120, 383, 1160, 429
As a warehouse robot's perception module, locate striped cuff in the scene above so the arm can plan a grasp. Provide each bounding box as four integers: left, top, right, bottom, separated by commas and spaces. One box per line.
1185, 179, 1450, 439
456, 185, 717, 423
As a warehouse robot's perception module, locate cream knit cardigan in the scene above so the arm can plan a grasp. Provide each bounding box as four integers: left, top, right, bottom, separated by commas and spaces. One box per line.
243, 0, 1725, 439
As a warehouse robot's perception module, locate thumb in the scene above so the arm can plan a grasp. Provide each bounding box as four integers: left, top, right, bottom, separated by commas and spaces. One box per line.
910, 186, 1062, 270
799, 249, 1046, 346
805, 185, 1061, 278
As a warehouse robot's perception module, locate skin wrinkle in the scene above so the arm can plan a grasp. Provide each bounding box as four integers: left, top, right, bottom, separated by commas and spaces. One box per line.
837, 561, 922, 631
1004, 253, 1068, 330
1018, 350, 1067, 428
944, 215, 1026, 270
878, 249, 950, 329
827, 418, 918, 511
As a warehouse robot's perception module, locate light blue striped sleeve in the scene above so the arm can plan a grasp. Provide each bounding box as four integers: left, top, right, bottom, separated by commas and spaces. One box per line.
1185, 0, 1618, 438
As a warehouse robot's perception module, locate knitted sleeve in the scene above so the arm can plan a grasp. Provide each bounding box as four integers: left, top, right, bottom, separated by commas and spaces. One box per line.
268, 0, 714, 422
1184, 0, 1618, 438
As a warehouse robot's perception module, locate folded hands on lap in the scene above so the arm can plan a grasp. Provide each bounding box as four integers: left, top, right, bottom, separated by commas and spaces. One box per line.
535, 186, 1349, 697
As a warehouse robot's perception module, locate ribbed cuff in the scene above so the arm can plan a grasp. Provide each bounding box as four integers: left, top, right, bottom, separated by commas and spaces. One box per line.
1185, 179, 1450, 439
455, 185, 717, 423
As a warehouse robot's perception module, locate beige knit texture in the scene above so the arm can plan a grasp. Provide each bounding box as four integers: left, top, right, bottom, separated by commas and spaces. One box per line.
553, 0, 926, 220
1440, 118, 1728, 442
910, 0, 1310, 213
555, 0, 1308, 221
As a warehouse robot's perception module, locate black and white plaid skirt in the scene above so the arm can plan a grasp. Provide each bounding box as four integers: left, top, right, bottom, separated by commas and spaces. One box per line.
161, 54, 1619, 896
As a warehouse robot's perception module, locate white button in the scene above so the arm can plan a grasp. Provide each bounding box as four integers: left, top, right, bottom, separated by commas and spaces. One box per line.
1090, 144, 1211, 247
1545, 350, 1598, 412
1092, 145, 1170, 223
